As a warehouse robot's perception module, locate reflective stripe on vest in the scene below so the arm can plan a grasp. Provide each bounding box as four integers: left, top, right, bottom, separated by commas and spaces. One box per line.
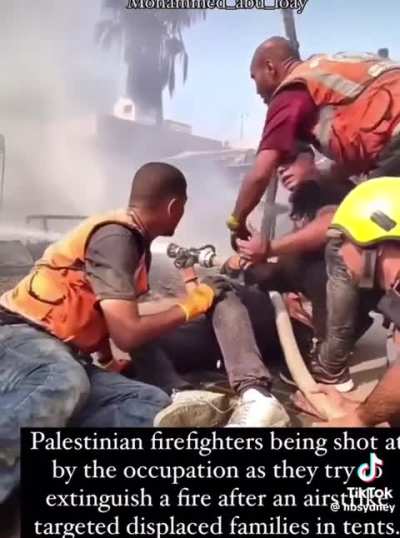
306, 69, 364, 99
314, 105, 336, 157
275, 53, 400, 105
275, 54, 400, 170
0, 210, 149, 353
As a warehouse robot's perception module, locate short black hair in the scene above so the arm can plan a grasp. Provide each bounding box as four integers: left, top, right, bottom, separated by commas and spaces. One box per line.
129, 162, 187, 207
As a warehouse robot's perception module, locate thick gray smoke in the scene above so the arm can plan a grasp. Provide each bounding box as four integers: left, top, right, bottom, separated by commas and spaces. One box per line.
0, 1, 117, 222
0, 1, 247, 257
0, 2, 280, 264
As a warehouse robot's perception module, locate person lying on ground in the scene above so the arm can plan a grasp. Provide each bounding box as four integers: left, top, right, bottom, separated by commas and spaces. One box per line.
227, 36, 400, 246
0, 162, 226, 508
223, 146, 380, 391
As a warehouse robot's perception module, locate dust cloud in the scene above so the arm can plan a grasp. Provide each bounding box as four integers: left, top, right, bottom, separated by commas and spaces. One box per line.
0, 2, 268, 260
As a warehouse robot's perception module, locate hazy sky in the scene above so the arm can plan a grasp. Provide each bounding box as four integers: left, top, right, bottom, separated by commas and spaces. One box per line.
161, 0, 400, 147
1, 0, 399, 217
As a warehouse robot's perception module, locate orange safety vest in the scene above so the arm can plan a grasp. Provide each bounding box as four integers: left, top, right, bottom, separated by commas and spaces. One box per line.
0, 210, 150, 353
274, 53, 400, 173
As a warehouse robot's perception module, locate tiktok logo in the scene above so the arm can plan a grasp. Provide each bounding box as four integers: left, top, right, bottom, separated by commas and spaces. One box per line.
357, 452, 384, 483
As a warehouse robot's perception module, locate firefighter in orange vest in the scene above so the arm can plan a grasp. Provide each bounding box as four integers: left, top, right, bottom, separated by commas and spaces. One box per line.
0, 162, 226, 506
228, 36, 400, 245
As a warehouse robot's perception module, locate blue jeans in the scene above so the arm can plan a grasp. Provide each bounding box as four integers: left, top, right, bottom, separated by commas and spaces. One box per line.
0, 323, 170, 503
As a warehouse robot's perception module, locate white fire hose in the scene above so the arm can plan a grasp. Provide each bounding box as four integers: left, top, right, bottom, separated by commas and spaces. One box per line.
269, 291, 345, 420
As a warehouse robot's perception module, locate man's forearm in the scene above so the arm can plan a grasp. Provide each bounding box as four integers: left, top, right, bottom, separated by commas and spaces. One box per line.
233, 173, 270, 222
356, 361, 400, 426
107, 303, 186, 352
129, 306, 186, 349
232, 149, 279, 223
269, 212, 333, 257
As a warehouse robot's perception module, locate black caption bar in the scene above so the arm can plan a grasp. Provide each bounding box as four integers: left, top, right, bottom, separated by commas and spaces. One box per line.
21, 429, 400, 537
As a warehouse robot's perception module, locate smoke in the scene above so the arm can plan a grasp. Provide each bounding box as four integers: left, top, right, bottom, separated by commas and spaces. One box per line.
0, 1, 115, 222
0, 2, 278, 264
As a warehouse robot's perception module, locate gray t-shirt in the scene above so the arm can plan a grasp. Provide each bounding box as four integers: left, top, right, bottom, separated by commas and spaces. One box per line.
85, 223, 151, 300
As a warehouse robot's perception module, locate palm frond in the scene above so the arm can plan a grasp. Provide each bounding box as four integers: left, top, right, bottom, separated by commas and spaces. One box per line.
156, 10, 207, 31
96, 6, 206, 108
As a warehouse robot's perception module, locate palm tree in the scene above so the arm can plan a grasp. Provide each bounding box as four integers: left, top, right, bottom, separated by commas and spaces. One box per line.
96, 1, 206, 124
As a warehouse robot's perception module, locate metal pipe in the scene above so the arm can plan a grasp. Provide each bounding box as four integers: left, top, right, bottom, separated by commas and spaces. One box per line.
282, 9, 300, 54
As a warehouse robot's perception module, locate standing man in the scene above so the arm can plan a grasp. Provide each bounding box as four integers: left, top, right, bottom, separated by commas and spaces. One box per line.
0, 162, 224, 510
228, 36, 400, 243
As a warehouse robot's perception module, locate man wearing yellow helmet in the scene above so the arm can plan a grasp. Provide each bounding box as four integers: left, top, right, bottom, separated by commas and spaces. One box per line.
308, 177, 400, 426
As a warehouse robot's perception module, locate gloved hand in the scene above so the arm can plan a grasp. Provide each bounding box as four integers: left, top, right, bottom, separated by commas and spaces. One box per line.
177, 276, 233, 322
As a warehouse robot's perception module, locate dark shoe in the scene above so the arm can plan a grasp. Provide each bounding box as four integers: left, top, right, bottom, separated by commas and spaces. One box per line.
310, 358, 354, 393
279, 337, 354, 393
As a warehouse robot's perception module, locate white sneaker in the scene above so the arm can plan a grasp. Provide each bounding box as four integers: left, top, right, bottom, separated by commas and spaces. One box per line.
226, 388, 290, 428
153, 390, 237, 427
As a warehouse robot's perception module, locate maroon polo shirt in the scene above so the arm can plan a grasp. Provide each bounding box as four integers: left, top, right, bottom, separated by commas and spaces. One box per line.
258, 85, 318, 157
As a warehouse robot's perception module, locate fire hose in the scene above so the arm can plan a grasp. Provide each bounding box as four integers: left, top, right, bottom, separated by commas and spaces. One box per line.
167, 242, 345, 421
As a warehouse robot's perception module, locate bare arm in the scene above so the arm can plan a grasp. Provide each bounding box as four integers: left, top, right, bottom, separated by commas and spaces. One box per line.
101, 299, 186, 352
355, 360, 400, 426
232, 149, 280, 223
269, 210, 334, 257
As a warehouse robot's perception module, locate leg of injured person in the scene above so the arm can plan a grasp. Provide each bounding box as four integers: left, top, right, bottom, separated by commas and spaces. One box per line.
125, 283, 291, 428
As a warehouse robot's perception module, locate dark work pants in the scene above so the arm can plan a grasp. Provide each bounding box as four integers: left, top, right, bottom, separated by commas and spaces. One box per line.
245, 253, 377, 344
319, 238, 382, 375
245, 254, 328, 340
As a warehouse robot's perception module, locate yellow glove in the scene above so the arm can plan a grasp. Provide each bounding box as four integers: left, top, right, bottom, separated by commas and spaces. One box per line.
177, 283, 215, 322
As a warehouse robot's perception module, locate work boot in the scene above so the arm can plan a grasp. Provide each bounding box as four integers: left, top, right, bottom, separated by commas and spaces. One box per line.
153, 390, 237, 427
226, 388, 290, 428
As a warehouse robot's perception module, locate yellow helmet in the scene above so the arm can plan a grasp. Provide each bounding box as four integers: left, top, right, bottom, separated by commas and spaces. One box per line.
330, 177, 400, 246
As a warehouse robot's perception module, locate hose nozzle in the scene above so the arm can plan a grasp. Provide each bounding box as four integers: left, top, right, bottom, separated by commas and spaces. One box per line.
167, 243, 217, 269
